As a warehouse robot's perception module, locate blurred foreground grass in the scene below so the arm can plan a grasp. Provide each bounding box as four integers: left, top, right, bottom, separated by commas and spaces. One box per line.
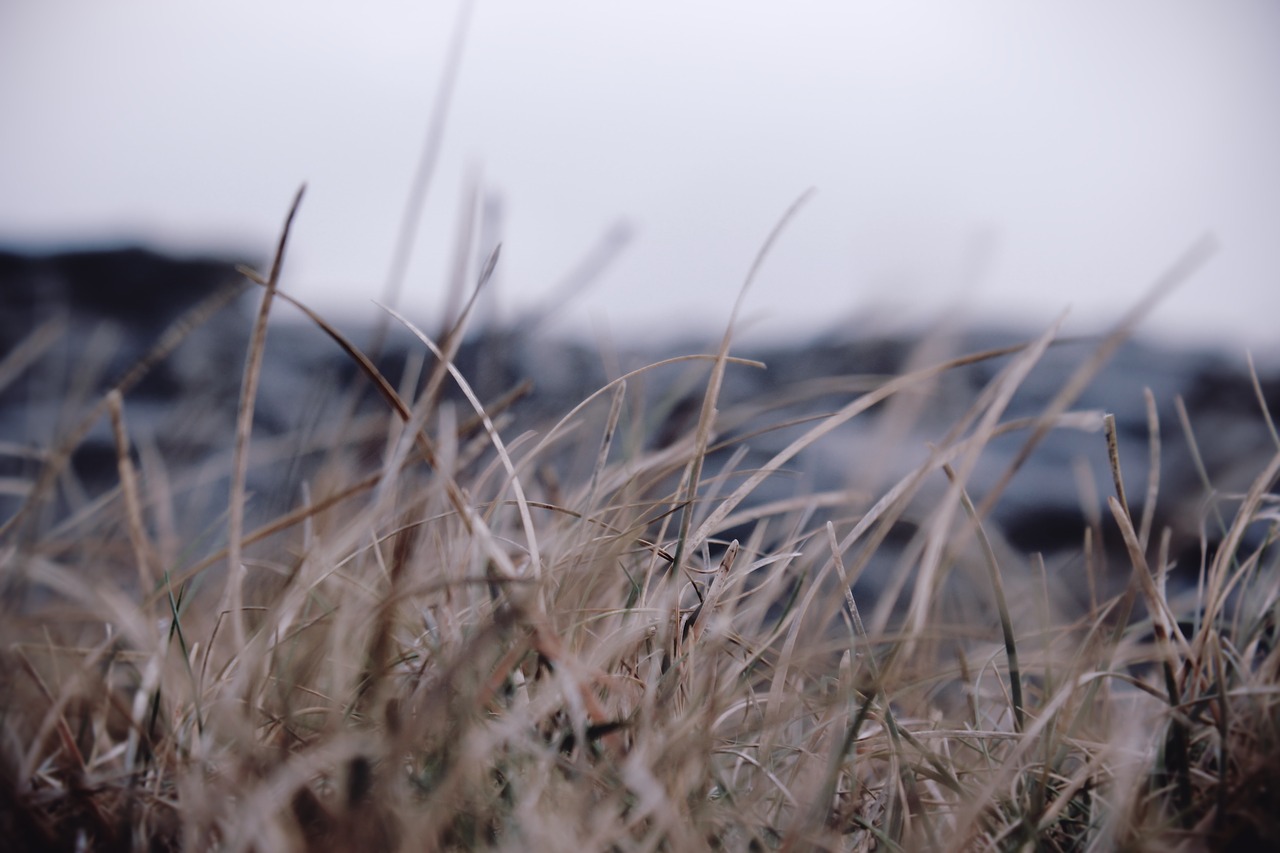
1, 209, 1277, 851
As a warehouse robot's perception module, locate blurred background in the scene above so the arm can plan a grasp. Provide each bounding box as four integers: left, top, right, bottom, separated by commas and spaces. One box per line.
2, 0, 1278, 355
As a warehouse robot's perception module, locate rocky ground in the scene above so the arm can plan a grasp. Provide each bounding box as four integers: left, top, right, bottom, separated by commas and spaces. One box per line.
2, 245, 1276, 615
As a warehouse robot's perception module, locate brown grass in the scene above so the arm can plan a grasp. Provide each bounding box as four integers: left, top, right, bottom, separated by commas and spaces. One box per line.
1, 208, 1277, 851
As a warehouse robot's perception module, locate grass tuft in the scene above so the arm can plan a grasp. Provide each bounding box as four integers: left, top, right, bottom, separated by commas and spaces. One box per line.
1, 214, 1276, 850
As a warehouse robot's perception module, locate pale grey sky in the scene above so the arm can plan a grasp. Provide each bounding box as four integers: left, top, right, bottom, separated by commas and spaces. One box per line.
2, 1, 1278, 354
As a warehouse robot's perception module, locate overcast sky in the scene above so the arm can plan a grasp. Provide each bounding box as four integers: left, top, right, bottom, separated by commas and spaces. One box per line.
2, 1, 1278, 354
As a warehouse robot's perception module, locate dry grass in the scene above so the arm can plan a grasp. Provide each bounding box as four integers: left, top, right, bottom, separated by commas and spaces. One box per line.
1, 212, 1277, 851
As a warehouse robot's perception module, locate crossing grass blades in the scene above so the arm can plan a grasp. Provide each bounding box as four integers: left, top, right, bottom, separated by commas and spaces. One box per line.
1, 196, 1277, 851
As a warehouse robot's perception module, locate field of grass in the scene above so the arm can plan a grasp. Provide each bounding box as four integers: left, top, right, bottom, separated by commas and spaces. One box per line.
1, 199, 1277, 851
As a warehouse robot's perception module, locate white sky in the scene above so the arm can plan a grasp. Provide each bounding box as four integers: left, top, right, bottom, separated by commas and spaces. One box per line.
2, 1, 1278, 354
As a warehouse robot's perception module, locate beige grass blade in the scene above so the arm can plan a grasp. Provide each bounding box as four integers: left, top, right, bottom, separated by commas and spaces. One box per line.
670, 189, 814, 580
368, 0, 474, 356
380, 305, 543, 580
1138, 387, 1161, 552
974, 234, 1217, 524
904, 317, 1063, 644
0, 315, 63, 395
106, 390, 155, 595
223, 184, 305, 657
691, 340, 1056, 559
